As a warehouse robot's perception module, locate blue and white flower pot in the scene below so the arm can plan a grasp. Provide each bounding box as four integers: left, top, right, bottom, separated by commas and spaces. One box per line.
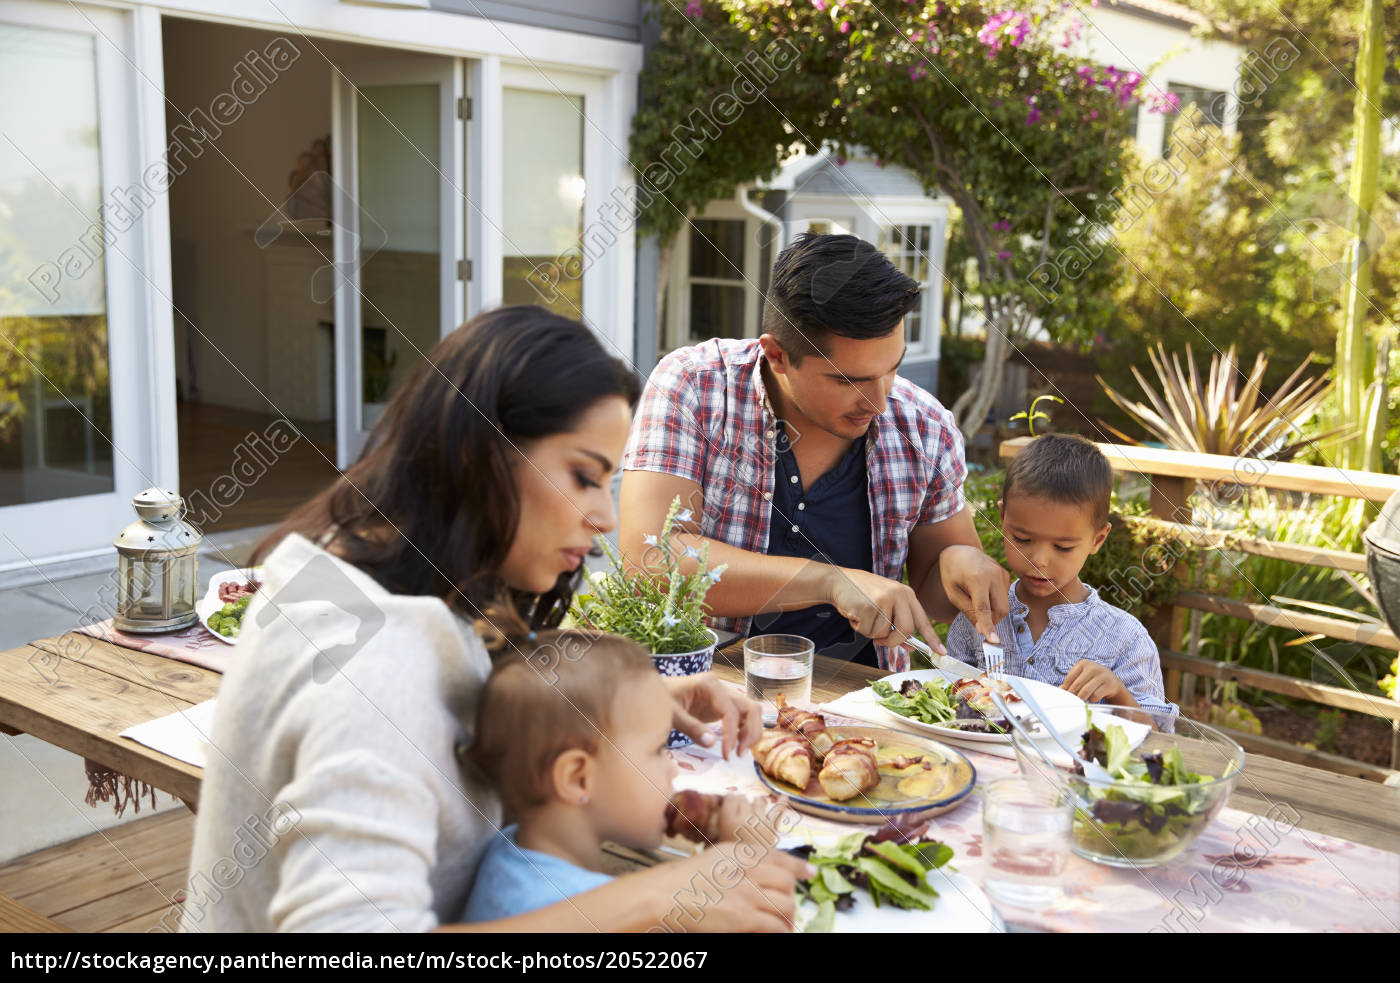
652, 628, 718, 749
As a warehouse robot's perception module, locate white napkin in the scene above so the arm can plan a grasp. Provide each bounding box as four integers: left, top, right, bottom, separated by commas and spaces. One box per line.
120, 698, 219, 769
821, 687, 1151, 767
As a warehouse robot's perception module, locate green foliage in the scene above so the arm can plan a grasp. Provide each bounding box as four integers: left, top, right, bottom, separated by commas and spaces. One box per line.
631, 0, 1144, 431
1098, 343, 1343, 460
1187, 492, 1391, 698
571, 497, 726, 654
1009, 394, 1063, 436
1104, 127, 1336, 386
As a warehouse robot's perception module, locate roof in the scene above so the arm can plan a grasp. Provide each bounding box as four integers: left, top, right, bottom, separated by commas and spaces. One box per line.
765, 149, 932, 200
1106, 0, 1208, 29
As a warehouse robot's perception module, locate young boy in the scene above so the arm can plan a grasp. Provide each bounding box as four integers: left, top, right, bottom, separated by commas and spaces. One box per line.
463, 628, 771, 922
945, 434, 1178, 720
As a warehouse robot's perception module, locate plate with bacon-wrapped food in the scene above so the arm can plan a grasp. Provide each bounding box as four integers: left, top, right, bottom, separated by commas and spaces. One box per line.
751, 697, 976, 824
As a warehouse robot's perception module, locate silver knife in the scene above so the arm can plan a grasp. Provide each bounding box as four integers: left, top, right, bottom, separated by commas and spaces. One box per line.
904, 636, 982, 681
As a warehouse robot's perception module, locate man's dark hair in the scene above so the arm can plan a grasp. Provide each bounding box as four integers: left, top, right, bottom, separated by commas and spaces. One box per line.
1002, 434, 1113, 528
761, 232, 919, 364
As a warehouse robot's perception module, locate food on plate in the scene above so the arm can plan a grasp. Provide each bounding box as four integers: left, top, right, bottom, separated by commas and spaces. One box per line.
789, 828, 955, 933
817, 737, 879, 801
217, 579, 260, 604
753, 728, 815, 789
206, 575, 261, 639
775, 693, 835, 759
1072, 718, 1223, 859
664, 790, 723, 844
872, 674, 1023, 732
895, 768, 947, 799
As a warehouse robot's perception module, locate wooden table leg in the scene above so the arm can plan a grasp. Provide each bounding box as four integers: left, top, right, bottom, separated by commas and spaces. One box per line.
180, 798, 198, 815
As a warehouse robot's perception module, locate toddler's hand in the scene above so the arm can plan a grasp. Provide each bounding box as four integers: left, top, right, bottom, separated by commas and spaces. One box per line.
1060, 660, 1134, 706
716, 794, 790, 847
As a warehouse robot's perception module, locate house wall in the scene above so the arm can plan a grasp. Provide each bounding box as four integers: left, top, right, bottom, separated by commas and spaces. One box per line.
430, 0, 641, 42
1074, 5, 1243, 155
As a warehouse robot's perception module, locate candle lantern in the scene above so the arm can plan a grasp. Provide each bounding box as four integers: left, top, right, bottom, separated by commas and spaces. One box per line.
113, 487, 202, 633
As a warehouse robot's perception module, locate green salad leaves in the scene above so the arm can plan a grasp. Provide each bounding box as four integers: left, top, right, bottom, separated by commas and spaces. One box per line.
871, 678, 956, 724
792, 833, 955, 932
1075, 719, 1220, 860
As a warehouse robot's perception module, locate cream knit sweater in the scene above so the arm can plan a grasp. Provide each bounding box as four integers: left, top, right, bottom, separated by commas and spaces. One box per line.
179, 533, 501, 932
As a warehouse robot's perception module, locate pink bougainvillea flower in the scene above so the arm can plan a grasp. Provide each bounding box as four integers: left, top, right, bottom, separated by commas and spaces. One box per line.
997, 250, 1012, 261
685, 0, 702, 15
840, 19, 852, 32
1026, 107, 1041, 125
812, 0, 826, 9
992, 219, 1011, 231
1089, 109, 1099, 119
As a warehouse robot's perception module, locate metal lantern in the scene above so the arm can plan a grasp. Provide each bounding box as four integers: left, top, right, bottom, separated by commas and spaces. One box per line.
113, 487, 202, 633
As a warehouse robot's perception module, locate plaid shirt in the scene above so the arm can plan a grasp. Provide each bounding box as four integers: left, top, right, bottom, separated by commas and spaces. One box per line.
621, 338, 967, 671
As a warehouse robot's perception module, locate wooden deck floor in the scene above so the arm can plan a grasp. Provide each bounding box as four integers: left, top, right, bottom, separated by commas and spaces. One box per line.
0, 810, 191, 933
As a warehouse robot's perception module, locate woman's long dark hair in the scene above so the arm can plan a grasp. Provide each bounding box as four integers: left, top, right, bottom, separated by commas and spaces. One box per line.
253, 306, 641, 628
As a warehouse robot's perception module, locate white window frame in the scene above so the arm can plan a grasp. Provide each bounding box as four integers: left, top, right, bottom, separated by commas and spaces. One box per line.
497, 63, 631, 360
664, 201, 762, 353
786, 193, 949, 361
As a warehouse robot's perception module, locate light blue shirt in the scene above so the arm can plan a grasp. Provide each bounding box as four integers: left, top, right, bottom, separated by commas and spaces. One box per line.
946, 580, 1179, 721
463, 825, 613, 923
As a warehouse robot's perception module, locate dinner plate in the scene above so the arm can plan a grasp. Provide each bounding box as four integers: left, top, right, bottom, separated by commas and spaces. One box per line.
753, 725, 975, 825
875, 668, 1086, 744
196, 567, 264, 645
789, 842, 1005, 934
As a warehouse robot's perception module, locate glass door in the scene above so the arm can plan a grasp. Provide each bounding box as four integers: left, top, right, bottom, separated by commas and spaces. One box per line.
0, 1, 153, 568
331, 58, 464, 468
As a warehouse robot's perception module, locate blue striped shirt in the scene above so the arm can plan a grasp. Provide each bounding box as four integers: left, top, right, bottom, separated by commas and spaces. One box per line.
946, 581, 1179, 721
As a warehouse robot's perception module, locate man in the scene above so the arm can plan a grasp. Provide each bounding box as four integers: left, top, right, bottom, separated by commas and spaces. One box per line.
620, 233, 1009, 670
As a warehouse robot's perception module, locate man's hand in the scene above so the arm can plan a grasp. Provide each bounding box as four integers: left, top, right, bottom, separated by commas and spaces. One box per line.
939, 544, 1011, 643
663, 672, 763, 758
823, 567, 943, 652
1061, 660, 1136, 706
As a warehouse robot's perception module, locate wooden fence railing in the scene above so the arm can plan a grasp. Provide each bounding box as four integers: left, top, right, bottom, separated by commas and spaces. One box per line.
1000, 437, 1400, 782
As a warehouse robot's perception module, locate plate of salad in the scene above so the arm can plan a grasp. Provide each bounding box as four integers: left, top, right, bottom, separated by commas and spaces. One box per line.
197, 567, 264, 644
871, 668, 1086, 744
788, 830, 1003, 933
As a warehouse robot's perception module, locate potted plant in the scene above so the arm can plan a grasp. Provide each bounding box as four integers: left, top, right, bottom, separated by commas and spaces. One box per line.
571, 497, 726, 747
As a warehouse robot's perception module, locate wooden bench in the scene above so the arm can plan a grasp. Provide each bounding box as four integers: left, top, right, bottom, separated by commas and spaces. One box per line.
1001, 436, 1400, 779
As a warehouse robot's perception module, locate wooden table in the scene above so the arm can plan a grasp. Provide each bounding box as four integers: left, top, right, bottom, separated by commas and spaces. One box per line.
0, 634, 219, 806
2, 633, 1398, 854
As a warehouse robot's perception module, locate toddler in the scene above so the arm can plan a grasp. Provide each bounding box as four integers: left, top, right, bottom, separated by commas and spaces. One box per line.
946, 434, 1178, 720
463, 625, 768, 922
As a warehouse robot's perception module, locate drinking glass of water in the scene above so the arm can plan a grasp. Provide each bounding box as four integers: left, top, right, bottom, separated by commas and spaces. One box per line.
981, 777, 1073, 908
743, 634, 814, 719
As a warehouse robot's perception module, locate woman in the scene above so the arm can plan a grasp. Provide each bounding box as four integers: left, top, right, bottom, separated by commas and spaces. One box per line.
181, 307, 808, 932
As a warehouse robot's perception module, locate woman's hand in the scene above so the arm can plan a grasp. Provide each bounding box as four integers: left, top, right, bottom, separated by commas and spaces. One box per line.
663, 672, 762, 758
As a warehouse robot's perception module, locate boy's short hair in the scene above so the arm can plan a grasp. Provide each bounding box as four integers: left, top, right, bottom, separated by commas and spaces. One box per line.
467, 629, 657, 814
1002, 434, 1113, 527
761, 232, 920, 365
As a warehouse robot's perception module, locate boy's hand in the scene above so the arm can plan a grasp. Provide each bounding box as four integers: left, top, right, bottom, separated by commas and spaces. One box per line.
1060, 660, 1137, 707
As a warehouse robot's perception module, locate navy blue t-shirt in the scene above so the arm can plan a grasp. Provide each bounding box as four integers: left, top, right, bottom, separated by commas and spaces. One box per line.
750, 422, 877, 667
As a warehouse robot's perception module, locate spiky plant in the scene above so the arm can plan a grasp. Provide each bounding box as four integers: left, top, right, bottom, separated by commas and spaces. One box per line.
1098, 344, 1348, 461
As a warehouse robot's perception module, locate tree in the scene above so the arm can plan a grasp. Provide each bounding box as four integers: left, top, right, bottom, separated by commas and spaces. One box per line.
630, 0, 1153, 437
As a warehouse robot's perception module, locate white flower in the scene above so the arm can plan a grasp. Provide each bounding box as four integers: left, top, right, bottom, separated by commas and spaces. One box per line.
683, 546, 700, 559
676, 509, 694, 523
643, 534, 659, 547
589, 571, 607, 586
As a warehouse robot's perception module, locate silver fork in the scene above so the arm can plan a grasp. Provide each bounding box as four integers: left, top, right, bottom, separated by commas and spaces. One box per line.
982, 641, 1006, 679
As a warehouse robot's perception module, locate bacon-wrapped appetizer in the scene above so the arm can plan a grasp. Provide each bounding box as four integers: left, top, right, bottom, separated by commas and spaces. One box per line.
664, 790, 723, 844
818, 737, 880, 801
775, 693, 835, 760
752, 727, 815, 789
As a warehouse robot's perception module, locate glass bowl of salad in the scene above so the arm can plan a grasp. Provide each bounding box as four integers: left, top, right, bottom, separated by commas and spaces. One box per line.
1010, 707, 1244, 869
